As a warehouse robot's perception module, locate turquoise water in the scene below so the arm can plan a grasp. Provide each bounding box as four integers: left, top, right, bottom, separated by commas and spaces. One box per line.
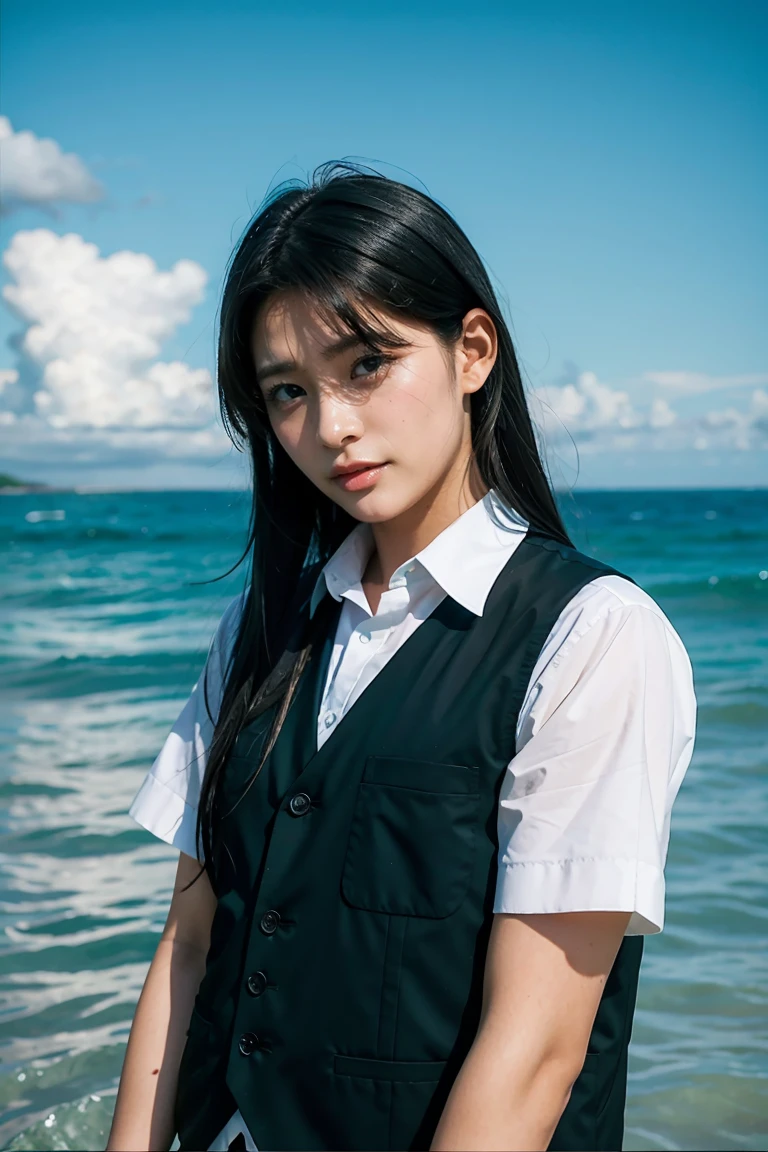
0, 488, 766, 1152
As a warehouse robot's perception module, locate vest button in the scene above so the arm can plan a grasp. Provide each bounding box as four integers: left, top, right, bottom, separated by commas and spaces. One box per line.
259, 909, 281, 935
246, 970, 267, 997
289, 792, 311, 816
238, 1031, 259, 1056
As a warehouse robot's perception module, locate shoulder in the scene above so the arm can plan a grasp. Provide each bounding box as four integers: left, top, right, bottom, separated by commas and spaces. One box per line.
216, 585, 249, 635
127, 585, 251, 859
206, 586, 249, 671
513, 534, 653, 628
518, 572, 696, 739
548, 574, 693, 681
549, 572, 684, 648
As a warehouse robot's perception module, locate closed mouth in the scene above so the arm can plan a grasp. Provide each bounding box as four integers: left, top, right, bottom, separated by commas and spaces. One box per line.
331, 463, 385, 479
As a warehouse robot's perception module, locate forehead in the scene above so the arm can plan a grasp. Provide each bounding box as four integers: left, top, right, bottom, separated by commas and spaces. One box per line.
251, 289, 344, 359
250, 288, 434, 366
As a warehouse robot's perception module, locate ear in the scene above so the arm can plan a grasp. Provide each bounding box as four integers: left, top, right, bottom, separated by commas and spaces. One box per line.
456, 308, 498, 397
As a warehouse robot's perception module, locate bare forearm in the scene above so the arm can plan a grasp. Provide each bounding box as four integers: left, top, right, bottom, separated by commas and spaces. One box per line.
430, 1029, 576, 1152
107, 938, 206, 1152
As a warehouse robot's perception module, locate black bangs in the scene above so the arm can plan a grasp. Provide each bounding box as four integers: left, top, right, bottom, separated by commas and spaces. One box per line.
305, 284, 414, 353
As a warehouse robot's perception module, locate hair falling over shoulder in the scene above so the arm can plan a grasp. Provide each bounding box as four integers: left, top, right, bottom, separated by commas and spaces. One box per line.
191, 160, 575, 890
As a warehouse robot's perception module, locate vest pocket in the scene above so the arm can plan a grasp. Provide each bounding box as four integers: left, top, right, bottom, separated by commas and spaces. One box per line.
341, 755, 479, 918
332, 1053, 449, 1152
334, 1054, 447, 1081
175, 1003, 222, 1147
188, 1001, 216, 1030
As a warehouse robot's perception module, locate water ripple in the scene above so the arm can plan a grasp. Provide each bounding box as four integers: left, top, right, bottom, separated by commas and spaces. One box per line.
1, 489, 766, 1151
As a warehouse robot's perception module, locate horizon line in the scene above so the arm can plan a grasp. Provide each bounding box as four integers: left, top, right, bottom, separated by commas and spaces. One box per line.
1, 484, 766, 496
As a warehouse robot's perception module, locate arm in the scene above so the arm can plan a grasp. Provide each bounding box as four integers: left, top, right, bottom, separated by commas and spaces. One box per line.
430, 909, 630, 1151
431, 587, 695, 1149
106, 851, 217, 1152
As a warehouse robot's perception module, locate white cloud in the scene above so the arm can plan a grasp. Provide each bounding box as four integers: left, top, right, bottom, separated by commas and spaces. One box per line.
1, 228, 215, 430
696, 389, 768, 452
534, 370, 647, 439
0, 117, 104, 210
0, 368, 19, 393
643, 370, 768, 395
0, 365, 26, 414
649, 397, 677, 428
533, 368, 767, 452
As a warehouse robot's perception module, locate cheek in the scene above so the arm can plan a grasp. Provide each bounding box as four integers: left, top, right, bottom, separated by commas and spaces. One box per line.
379, 371, 461, 445
269, 411, 304, 459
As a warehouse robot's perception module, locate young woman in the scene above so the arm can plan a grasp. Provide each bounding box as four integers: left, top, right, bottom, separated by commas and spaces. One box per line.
108, 163, 697, 1152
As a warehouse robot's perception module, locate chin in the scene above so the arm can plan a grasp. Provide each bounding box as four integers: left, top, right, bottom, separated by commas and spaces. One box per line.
333, 485, 405, 524
342, 497, 397, 523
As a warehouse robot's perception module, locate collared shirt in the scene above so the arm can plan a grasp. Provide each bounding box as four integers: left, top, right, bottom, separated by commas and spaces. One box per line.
129, 488, 697, 1152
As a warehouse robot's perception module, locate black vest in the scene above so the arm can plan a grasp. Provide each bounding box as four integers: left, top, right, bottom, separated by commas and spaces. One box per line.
176, 531, 644, 1151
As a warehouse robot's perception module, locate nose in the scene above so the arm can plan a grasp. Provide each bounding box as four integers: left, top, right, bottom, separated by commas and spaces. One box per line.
315, 390, 363, 448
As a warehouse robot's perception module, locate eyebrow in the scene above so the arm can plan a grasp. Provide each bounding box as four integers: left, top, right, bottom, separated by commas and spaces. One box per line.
255, 333, 369, 384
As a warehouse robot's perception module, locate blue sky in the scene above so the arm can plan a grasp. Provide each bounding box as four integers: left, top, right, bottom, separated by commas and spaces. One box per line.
0, 0, 765, 490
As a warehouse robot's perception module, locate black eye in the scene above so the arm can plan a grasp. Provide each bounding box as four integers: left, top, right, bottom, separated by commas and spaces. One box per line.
264, 382, 305, 405
351, 353, 394, 378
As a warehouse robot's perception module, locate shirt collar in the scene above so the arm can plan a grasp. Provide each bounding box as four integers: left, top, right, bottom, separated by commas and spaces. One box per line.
309, 488, 530, 618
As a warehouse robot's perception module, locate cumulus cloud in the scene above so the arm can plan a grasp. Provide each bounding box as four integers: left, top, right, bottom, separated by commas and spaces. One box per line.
1, 228, 215, 430
693, 389, 768, 451
534, 370, 647, 438
0, 368, 19, 393
0, 117, 104, 211
643, 370, 768, 395
533, 366, 766, 452
534, 368, 654, 444
648, 397, 677, 428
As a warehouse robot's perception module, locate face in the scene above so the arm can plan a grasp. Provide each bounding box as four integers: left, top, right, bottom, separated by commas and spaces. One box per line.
250, 289, 496, 524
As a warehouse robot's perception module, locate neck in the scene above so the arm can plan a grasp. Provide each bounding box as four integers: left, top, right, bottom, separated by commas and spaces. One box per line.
364, 458, 489, 589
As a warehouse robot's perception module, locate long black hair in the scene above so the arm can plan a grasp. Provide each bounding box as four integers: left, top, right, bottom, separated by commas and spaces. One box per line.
195, 160, 575, 888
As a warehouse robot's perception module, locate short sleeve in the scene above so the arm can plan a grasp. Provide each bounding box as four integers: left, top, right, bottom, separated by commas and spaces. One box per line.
128, 590, 247, 861
493, 576, 697, 934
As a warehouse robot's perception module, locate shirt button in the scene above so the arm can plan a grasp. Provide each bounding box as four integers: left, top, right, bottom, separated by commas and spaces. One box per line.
259, 909, 281, 935
324, 711, 336, 728
238, 1032, 259, 1056
289, 792, 311, 816
246, 970, 267, 997
359, 632, 370, 644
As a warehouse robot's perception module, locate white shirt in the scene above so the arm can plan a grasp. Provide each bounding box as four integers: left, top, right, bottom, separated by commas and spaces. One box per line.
129, 488, 697, 1152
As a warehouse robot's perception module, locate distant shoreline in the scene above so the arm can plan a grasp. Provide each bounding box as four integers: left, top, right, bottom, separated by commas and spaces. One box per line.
0, 473, 60, 495
0, 471, 766, 496
1, 484, 74, 495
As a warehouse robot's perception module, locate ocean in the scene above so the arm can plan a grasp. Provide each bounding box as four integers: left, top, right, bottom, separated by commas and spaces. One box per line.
0, 487, 766, 1151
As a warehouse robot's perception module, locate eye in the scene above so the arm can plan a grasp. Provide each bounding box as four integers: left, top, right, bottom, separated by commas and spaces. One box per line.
351, 352, 396, 379
262, 352, 395, 408
263, 382, 306, 406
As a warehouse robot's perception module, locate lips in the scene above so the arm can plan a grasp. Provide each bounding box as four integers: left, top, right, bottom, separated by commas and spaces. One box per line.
330, 461, 383, 478
331, 462, 388, 492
